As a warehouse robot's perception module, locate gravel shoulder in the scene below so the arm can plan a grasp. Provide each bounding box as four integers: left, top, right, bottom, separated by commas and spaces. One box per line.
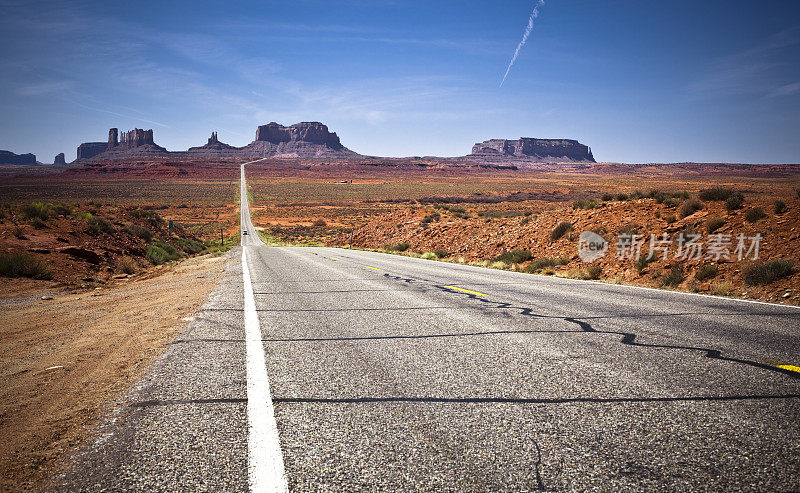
0, 252, 230, 491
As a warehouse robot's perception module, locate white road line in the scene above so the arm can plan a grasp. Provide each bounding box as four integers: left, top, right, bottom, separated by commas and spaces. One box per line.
242, 159, 288, 492
243, 248, 288, 492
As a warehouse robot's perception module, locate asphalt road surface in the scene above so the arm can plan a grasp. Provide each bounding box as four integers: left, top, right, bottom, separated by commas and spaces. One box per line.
57, 162, 800, 491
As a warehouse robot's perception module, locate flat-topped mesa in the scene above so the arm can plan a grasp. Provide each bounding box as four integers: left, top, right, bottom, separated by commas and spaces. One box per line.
54, 153, 66, 165
76, 127, 166, 161
0, 150, 36, 165
255, 121, 343, 150
471, 137, 595, 162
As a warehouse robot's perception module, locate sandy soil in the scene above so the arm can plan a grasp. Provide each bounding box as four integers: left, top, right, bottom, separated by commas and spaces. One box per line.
0, 252, 229, 491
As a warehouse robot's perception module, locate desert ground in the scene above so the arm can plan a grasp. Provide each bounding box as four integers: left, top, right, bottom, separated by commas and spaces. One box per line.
0, 157, 799, 488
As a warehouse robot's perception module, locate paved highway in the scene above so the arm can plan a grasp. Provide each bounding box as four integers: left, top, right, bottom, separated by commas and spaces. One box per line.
58, 162, 800, 491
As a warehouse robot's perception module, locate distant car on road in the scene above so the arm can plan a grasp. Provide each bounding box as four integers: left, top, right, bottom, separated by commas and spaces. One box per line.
242, 230, 248, 235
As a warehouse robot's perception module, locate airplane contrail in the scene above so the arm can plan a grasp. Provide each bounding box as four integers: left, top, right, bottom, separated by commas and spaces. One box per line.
500, 0, 546, 88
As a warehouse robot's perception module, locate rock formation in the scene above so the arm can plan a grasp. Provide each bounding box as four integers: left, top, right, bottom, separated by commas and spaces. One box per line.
77, 142, 109, 160
76, 128, 167, 161
243, 122, 357, 158
471, 137, 595, 162
0, 150, 37, 165
74, 122, 359, 162
54, 153, 66, 165
185, 131, 239, 158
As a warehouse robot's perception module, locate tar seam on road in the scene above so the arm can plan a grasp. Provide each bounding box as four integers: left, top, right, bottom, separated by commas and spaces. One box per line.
242, 162, 289, 492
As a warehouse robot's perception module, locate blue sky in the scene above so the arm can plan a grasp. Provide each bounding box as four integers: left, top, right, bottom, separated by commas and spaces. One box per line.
1, 0, 799, 163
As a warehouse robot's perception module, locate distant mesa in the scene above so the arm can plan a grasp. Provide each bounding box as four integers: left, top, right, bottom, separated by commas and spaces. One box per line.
0, 150, 37, 165
77, 127, 167, 161
470, 138, 595, 163
76, 122, 358, 162
243, 122, 357, 158
54, 153, 66, 165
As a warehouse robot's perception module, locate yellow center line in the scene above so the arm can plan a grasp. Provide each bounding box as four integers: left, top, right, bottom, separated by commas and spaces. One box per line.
777, 364, 800, 373
364, 266, 382, 271
444, 285, 488, 297
329, 257, 339, 261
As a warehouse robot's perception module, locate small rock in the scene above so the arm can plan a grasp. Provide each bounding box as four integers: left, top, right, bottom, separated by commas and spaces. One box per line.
40, 295, 54, 300
783, 291, 792, 299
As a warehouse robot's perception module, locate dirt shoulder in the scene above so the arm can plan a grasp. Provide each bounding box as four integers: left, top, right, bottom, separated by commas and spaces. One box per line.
0, 252, 231, 491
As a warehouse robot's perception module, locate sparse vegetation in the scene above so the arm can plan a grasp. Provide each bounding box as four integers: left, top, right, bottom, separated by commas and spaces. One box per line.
312, 218, 327, 227
699, 187, 737, 201
774, 200, 787, 214
420, 252, 437, 260
116, 256, 139, 275
572, 199, 598, 210
174, 237, 204, 254
743, 260, 795, 285
679, 199, 703, 218
744, 207, 767, 223
694, 264, 718, 282
0, 253, 52, 280
391, 243, 410, 252
664, 215, 676, 224
711, 281, 734, 297
493, 249, 533, 264
660, 264, 685, 287
724, 192, 745, 211
433, 249, 449, 258
525, 257, 569, 273
21, 202, 52, 222
146, 241, 182, 265
550, 222, 573, 241
420, 213, 440, 224
124, 224, 153, 241
634, 254, 656, 273
87, 216, 114, 234
705, 217, 726, 233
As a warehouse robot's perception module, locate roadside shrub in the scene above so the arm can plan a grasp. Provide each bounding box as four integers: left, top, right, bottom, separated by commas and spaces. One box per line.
433, 249, 449, 258
550, 222, 573, 241
743, 260, 795, 285
0, 253, 52, 279
695, 264, 718, 282
116, 256, 139, 274
21, 202, 52, 221
573, 199, 598, 210
312, 218, 327, 227
88, 216, 114, 234
634, 254, 656, 273
525, 257, 569, 273
601, 193, 614, 201
124, 224, 153, 242
774, 200, 787, 214
705, 217, 726, 233
615, 193, 630, 201
493, 249, 532, 264
420, 252, 438, 260
581, 264, 603, 280
678, 199, 703, 218
146, 241, 182, 265
665, 215, 677, 224
660, 265, 685, 287
699, 187, 736, 201
391, 243, 410, 252
744, 207, 767, 223
174, 237, 203, 254
711, 282, 734, 297
725, 192, 745, 211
